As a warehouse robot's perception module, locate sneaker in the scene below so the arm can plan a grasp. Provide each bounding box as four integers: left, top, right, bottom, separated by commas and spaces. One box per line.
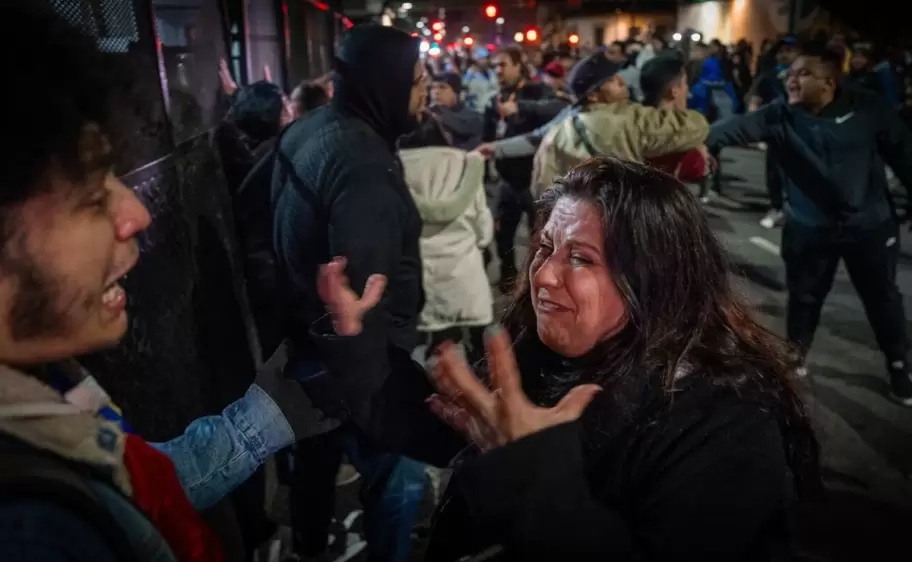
335, 463, 360, 487
759, 209, 784, 229
888, 361, 912, 406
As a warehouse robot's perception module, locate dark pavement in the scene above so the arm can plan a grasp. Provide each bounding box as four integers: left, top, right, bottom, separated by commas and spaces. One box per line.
271, 148, 912, 562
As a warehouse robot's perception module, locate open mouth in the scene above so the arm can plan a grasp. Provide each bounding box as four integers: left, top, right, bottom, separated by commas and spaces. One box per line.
101, 258, 137, 313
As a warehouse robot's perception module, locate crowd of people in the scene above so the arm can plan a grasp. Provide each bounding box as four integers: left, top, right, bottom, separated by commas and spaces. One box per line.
2, 2, 911, 562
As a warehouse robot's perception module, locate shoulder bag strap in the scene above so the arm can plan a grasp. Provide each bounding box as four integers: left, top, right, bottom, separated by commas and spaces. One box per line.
571, 114, 598, 157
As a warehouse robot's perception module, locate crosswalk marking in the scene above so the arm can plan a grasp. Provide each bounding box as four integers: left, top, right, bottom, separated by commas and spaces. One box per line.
749, 236, 781, 256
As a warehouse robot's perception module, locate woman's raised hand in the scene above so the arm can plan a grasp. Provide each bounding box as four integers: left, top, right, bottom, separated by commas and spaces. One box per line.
316, 257, 387, 337
427, 325, 602, 451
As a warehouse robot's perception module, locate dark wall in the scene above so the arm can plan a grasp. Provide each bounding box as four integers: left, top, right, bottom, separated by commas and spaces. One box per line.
52, 0, 257, 441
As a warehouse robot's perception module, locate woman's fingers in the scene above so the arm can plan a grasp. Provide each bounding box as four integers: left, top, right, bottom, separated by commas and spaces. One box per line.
437, 343, 497, 422
553, 384, 602, 422
484, 325, 523, 404
359, 274, 387, 313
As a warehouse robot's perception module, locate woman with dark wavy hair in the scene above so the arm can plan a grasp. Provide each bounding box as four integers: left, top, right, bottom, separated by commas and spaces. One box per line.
423, 157, 820, 561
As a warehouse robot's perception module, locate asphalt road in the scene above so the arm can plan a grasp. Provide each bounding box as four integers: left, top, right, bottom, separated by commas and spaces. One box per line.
274, 147, 912, 562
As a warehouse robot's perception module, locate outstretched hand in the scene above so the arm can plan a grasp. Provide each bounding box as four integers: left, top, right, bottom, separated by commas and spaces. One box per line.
427, 326, 602, 451
316, 257, 387, 336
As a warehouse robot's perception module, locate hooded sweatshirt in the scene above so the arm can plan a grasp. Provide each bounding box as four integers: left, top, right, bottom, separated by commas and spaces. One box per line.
272, 25, 462, 465
400, 147, 494, 331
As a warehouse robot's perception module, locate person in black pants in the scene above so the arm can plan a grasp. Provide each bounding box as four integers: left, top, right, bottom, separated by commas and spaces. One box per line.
708, 44, 912, 405
484, 45, 568, 293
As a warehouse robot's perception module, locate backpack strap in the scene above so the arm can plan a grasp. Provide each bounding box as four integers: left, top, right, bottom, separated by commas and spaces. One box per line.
0, 439, 136, 561
571, 114, 598, 157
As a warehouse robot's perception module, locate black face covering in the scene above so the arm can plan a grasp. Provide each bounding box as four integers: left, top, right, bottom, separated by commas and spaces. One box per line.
332, 25, 421, 146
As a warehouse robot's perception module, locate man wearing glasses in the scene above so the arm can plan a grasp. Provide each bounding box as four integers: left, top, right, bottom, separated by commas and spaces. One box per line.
708, 44, 912, 406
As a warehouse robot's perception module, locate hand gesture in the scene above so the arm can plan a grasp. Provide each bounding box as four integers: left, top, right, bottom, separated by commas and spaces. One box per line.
497, 100, 518, 118
218, 58, 238, 96
316, 257, 387, 336
427, 325, 601, 451
473, 143, 497, 160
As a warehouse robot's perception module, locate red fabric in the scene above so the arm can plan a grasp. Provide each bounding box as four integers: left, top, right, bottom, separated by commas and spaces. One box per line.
543, 60, 565, 79
123, 434, 225, 562
647, 149, 707, 183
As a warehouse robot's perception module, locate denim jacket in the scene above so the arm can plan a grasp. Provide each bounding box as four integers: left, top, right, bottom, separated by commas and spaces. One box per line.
152, 383, 295, 510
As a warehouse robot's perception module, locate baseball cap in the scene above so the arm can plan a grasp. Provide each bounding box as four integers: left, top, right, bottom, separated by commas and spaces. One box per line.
568, 52, 622, 101
543, 60, 565, 79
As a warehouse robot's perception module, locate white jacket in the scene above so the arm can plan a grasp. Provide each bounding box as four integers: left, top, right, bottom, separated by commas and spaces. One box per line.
400, 147, 494, 332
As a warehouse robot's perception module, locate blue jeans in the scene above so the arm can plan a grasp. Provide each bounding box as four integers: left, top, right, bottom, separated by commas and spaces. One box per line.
292, 425, 426, 562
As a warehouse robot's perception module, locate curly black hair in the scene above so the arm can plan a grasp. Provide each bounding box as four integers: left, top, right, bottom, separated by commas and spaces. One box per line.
1, 2, 119, 211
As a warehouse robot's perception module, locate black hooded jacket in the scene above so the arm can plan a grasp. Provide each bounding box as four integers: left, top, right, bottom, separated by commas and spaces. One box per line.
271, 25, 461, 465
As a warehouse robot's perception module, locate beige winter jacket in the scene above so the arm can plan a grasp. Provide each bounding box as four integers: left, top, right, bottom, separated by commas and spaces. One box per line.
400, 147, 494, 332
531, 101, 709, 196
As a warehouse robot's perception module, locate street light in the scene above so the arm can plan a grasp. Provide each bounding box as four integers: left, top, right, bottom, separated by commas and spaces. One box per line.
568, 33, 579, 45
514, 31, 524, 43
484, 4, 497, 19
464, 36, 475, 46
691, 32, 702, 42
495, 17, 504, 25
525, 28, 538, 42
672, 32, 682, 41
462, 26, 470, 33
432, 21, 444, 32
433, 32, 443, 42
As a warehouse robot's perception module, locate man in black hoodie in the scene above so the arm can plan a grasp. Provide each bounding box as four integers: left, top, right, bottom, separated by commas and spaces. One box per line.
708, 44, 912, 405
271, 25, 462, 560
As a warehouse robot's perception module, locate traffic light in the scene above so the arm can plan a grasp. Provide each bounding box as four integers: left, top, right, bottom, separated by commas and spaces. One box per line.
431, 21, 444, 32
525, 28, 538, 42
484, 4, 497, 19
568, 33, 579, 46
464, 36, 475, 46
433, 32, 443, 42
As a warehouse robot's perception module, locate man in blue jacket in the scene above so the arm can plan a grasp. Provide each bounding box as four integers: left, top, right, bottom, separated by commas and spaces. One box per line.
708, 44, 912, 405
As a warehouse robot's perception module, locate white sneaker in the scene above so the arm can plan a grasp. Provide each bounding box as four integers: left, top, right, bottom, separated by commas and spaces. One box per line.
759, 209, 784, 229
335, 463, 360, 487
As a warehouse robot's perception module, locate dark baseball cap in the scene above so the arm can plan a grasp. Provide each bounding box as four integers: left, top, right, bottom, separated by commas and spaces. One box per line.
568, 52, 622, 101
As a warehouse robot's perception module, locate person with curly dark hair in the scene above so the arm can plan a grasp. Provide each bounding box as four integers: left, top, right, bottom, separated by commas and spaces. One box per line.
0, 4, 366, 561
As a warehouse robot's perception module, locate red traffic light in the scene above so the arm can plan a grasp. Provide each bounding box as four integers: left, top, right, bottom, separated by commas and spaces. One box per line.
484, 4, 498, 18
568, 33, 579, 45
525, 28, 538, 42
464, 36, 475, 46
431, 21, 444, 31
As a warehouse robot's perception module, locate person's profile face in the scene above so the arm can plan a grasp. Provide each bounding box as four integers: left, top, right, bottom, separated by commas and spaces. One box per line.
495, 53, 521, 86
0, 125, 152, 365
530, 197, 626, 358
596, 74, 628, 103
670, 71, 689, 110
